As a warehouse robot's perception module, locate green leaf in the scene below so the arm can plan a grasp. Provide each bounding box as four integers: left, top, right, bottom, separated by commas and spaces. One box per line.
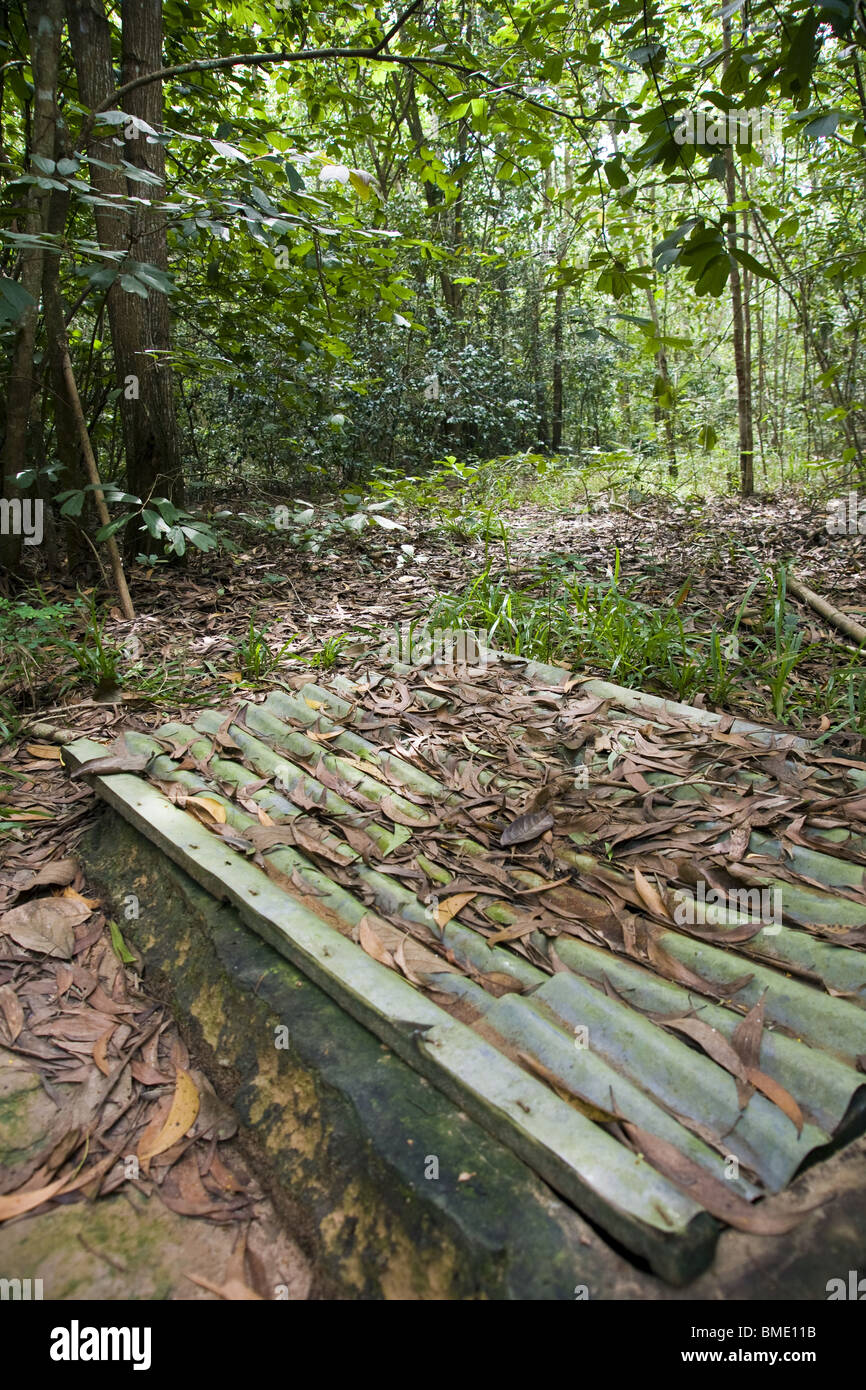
0, 276, 36, 323
210, 139, 249, 161
729, 247, 779, 283
109, 919, 137, 964
802, 111, 841, 138
119, 274, 148, 298
59, 491, 85, 518
142, 508, 169, 538
95, 515, 132, 541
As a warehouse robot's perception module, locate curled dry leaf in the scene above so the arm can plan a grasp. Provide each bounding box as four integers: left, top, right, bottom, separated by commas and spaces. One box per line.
0, 1153, 115, 1224
624, 1123, 816, 1234
30, 858, 79, 888
0, 896, 90, 958
69, 748, 152, 780
633, 867, 671, 921
393, 935, 423, 985
0, 985, 24, 1043
357, 916, 395, 967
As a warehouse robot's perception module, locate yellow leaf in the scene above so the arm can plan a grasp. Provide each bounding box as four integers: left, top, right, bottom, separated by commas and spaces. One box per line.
26, 743, 63, 761
139, 1068, 200, 1164
349, 169, 372, 201
60, 887, 100, 909
189, 795, 227, 824
434, 892, 476, 929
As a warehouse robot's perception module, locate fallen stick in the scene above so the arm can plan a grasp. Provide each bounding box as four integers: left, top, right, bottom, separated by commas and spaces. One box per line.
23, 719, 83, 744
58, 336, 136, 621
787, 572, 866, 647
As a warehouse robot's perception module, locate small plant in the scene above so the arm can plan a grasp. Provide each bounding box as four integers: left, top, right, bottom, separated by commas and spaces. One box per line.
0, 696, 21, 744
267, 492, 407, 555
235, 617, 296, 680
0, 592, 78, 701
64, 593, 123, 689
310, 634, 349, 669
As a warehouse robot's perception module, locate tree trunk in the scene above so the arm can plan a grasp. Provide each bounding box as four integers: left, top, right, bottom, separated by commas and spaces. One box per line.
66, 0, 183, 539
0, 0, 64, 575
551, 283, 564, 452
644, 281, 677, 476
120, 0, 183, 507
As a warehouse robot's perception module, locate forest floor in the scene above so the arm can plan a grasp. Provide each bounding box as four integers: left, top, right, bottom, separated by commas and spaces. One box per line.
0, 483, 864, 1298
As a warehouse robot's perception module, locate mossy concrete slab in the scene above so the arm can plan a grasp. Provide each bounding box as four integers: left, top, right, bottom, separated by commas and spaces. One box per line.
65, 808, 866, 1300
0, 1186, 310, 1301
79, 808, 658, 1300
0, 1051, 63, 1181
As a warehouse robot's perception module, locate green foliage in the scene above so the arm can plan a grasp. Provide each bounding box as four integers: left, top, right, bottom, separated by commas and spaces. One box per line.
310, 634, 350, 669
64, 594, 123, 689
0, 594, 80, 698
427, 549, 865, 731
234, 617, 297, 680
53, 486, 225, 563
267, 491, 406, 554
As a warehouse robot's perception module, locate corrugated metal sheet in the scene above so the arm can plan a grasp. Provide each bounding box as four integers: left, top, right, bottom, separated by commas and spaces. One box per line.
63, 649, 866, 1284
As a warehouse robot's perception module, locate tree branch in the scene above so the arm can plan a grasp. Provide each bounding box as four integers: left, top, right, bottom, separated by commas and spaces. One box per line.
91, 0, 439, 114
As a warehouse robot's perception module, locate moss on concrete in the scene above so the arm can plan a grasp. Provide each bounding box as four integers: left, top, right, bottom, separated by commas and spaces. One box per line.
80, 809, 654, 1300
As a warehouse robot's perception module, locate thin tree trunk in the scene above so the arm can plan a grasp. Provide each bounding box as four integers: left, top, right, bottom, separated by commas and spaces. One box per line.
58, 338, 136, 619
551, 283, 564, 452
723, 17, 754, 497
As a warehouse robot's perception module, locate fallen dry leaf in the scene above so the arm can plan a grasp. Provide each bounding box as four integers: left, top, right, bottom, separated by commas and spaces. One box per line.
500, 809, 555, 847
25, 744, 63, 761
0, 896, 90, 958
357, 916, 395, 967
188, 795, 228, 825
433, 892, 477, 929
139, 1068, 200, 1165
